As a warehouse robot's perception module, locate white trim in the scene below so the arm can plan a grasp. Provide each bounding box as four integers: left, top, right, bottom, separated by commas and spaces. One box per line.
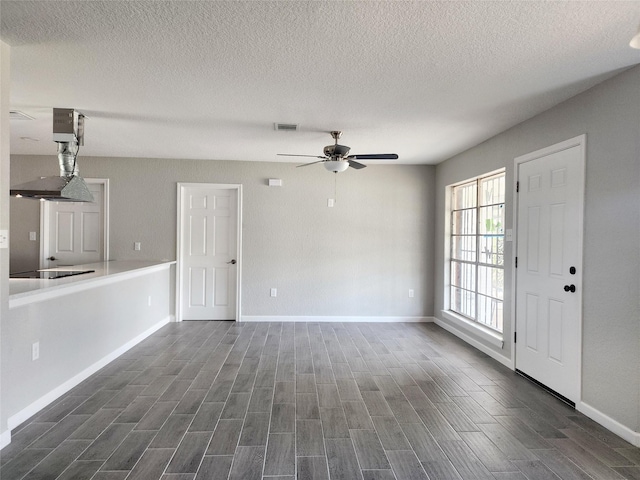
101, 178, 110, 260
577, 401, 640, 447
440, 310, 503, 348
434, 315, 513, 368
240, 315, 434, 323
40, 178, 110, 268
176, 183, 243, 322
236, 185, 243, 323
443, 169, 507, 360
512, 134, 586, 403
0, 430, 11, 450
5, 315, 171, 434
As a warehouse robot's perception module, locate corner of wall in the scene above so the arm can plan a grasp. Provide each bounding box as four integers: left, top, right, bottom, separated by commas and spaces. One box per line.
1, 40, 12, 446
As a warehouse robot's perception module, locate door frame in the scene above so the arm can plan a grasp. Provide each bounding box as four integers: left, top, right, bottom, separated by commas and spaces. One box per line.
511, 134, 586, 402
40, 178, 110, 268
176, 182, 243, 322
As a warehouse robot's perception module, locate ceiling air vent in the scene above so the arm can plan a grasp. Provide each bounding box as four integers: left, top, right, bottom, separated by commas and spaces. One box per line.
274, 123, 299, 132
10, 110, 35, 120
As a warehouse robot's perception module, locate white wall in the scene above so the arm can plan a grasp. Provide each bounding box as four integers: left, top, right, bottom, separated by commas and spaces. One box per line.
1, 40, 12, 447
434, 65, 640, 438
2, 266, 173, 434
11, 159, 436, 319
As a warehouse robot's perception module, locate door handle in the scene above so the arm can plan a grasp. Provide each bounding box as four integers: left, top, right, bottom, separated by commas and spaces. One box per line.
47, 256, 57, 261
564, 284, 576, 293
227, 259, 236, 265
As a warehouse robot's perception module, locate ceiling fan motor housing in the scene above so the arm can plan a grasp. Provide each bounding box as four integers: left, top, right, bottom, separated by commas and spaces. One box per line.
324, 144, 351, 158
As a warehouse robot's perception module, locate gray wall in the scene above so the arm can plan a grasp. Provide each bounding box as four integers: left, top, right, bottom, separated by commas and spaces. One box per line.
11, 158, 436, 318
434, 65, 640, 433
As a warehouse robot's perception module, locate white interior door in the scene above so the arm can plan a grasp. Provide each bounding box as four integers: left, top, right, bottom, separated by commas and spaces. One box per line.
515, 136, 584, 403
179, 184, 240, 321
41, 180, 108, 268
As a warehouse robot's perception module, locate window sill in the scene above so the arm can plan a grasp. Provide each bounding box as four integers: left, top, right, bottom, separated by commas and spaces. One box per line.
440, 310, 504, 348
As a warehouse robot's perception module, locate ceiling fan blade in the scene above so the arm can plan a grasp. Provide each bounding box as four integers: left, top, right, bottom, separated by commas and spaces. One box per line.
296, 160, 325, 168
347, 154, 398, 160
277, 154, 326, 159
348, 159, 367, 170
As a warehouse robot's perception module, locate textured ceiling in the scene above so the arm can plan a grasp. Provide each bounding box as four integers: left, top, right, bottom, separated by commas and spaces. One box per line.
2, 1, 639, 165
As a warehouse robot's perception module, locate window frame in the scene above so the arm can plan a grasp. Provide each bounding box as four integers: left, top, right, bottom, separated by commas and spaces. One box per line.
448, 170, 505, 333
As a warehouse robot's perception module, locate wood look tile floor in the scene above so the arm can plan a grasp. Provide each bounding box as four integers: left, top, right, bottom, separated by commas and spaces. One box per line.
1, 321, 639, 480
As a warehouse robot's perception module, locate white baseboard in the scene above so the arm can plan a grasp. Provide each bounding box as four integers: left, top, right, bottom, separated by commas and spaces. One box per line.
239, 315, 434, 323
0, 429, 11, 450
434, 317, 513, 369
577, 401, 640, 447
5, 315, 171, 437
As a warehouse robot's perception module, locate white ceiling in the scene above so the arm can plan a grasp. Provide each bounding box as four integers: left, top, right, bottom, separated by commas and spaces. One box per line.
2, 1, 639, 165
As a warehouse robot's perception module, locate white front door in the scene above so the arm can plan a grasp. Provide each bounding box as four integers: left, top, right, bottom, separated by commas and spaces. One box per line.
178, 184, 240, 321
515, 136, 585, 403
41, 180, 108, 268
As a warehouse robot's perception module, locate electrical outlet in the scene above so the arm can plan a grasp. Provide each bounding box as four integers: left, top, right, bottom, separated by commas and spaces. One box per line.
32, 342, 40, 361
270, 288, 277, 297
0, 230, 8, 249
409, 289, 415, 298
134, 242, 141, 251
327, 198, 335, 208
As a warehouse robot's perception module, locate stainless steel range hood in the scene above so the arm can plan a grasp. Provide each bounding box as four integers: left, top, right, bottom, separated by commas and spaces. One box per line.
11, 109, 94, 202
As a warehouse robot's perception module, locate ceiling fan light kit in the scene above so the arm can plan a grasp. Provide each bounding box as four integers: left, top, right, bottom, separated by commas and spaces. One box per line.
278, 130, 398, 173
324, 160, 350, 173
631, 24, 640, 48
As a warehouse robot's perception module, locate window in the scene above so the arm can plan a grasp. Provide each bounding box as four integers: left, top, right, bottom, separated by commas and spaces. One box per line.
450, 172, 505, 332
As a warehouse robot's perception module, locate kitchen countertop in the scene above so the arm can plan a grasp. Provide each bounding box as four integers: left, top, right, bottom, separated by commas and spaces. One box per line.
9, 260, 175, 307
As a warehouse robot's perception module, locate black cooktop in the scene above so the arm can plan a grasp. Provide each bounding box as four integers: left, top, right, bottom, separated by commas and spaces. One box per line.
9, 269, 95, 279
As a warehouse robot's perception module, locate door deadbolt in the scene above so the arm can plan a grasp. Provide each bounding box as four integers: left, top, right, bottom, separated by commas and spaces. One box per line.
569, 266, 576, 275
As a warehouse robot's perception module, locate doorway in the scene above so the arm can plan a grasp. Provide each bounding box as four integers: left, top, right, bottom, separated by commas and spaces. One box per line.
177, 183, 242, 321
40, 178, 109, 268
514, 135, 585, 404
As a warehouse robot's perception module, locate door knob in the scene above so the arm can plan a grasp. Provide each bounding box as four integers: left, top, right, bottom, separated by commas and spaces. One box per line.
564, 284, 576, 293
227, 259, 236, 265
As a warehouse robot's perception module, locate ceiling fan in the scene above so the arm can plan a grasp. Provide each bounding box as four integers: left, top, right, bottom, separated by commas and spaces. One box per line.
278, 131, 398, 173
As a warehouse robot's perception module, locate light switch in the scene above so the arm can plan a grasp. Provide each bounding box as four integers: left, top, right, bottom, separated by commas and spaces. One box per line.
0, 230, 8, 249
29, 231, 37, 241
134, 242, 141, 251
327, 198, 335, 208
270, 288, 277, 297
